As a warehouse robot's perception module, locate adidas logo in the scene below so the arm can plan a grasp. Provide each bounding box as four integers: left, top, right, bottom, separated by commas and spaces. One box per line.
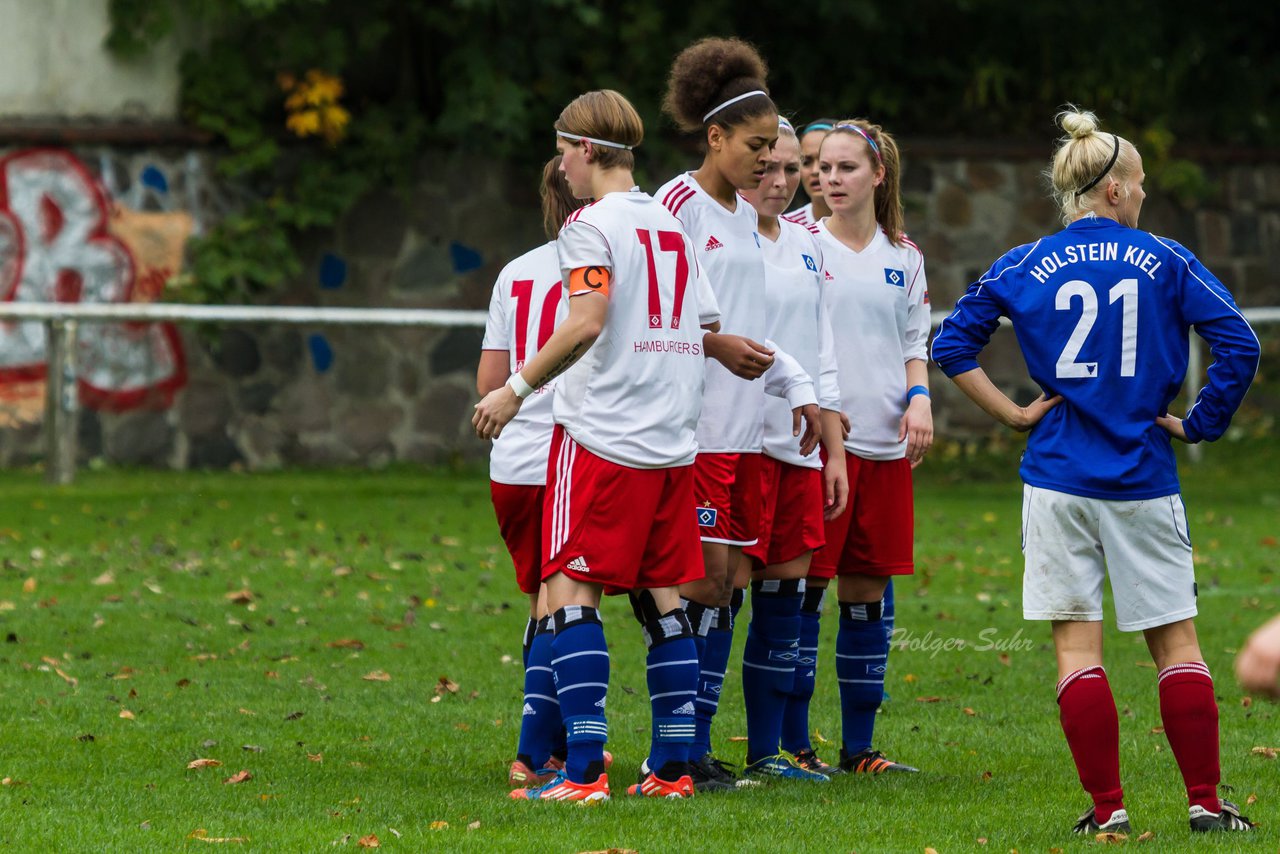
566, 556, 590, 573
673, 701, 696, 715
824, 271, 834, 281
594, 697, 607, 709
522, 703, 535, 716
704, 235, 724, 252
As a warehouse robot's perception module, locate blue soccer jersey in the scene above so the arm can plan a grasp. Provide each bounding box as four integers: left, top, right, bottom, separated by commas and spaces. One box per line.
931, 216, 1259, 500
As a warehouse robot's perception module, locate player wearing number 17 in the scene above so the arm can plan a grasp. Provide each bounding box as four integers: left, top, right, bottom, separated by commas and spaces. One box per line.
475, 89, 742, 803
931, 107, 1260, 836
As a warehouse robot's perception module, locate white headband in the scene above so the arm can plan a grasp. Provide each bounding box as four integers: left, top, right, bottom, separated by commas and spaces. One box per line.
556, 130, 634, 151
702, 89, 769, 123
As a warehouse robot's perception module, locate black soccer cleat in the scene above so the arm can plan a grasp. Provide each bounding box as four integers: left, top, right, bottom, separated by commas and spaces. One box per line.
1189, 801, 1256, 832
838, 747, 919, 774
1072, 806, 1131, 835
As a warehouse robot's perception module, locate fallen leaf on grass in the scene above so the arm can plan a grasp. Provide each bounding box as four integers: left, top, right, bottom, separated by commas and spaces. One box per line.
242, 745, 263, 753
328, 639, 365, 650
434, 676, 459, 696
981, 770, 993, 781
963, 708, 976, 716
357, 835, 380, 848
1150, 726, 1165, 735
77, 733, 95, 742
466, 821, 480, 831
976, 838, 987, 845
915, 696, 943, 703
22, 578, 36, 593
1137, 831, 1155, 842
903, 673, 918, 683
362, 670, 391, 682
389, 828, 401, 838
91, 571, 115, 586
925, 848, 939, 854
119, 709, 136, 720
55, 668, 77, 687
1095, 831, 1128, 843
1251, 746, 1279, 759
1246, 793, 1257, 805
1242, 696, 1252, 708
224, 589, 253, 604
727, 736, 749, 742
285, 711, 305, 721
187, 759, 223, 769
238, 708, 256, 716
2, 777, 26, 786
223, 770, 253, 784
998, 653, 1011, 666
188, 829, 248, 843
429, 821, 448, 830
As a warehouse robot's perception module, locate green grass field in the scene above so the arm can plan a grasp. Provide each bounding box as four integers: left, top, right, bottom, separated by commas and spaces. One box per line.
1, 441, 1277, 852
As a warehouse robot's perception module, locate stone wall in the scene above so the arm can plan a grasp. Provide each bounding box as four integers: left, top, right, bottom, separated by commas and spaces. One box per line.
0, 143, 1275, 470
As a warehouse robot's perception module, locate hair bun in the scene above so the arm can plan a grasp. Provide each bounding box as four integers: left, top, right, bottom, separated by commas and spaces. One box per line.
1058, 107, 1099, 139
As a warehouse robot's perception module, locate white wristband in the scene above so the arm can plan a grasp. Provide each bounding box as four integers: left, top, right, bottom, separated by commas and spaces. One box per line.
507, 372, 535, 399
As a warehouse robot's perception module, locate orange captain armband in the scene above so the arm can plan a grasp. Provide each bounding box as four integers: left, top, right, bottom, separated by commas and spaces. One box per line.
568, 266, 611, 298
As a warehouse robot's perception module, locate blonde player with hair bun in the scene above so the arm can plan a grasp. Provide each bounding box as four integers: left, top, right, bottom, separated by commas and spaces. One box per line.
655, 37, 822, 792
812, 117, 930, 777
933, 107, 1260, 836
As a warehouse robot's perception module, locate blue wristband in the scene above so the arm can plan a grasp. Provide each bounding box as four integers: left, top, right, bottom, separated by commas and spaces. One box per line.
906, 385, 930, 403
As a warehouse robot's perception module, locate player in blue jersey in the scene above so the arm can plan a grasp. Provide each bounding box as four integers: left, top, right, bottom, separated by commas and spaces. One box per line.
931, 108, 1260, 836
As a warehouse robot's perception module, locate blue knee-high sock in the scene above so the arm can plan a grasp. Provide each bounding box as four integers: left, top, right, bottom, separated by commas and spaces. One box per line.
643, 608, 699, 780
781, 585, 825, 754
551, 606, 609, 783
693, 605, 735, 759
682, 598, 716, 759
517, 616, 561, 770
836, 599, 887, 755
882, 580, 896, 701
743, 579, 803, 763
522, 616, 537, 669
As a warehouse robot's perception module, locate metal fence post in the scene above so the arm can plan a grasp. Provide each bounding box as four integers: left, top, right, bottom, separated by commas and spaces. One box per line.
43, 319, 80, 485
1186, 333, 1203, 464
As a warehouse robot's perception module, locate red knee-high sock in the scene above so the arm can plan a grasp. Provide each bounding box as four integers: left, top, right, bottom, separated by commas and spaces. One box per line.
1057, 666, 1124, 822
1158, 661, 1221, 814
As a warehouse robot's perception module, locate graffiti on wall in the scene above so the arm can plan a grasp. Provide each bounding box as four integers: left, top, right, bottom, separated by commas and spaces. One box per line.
0, 148, 189, 425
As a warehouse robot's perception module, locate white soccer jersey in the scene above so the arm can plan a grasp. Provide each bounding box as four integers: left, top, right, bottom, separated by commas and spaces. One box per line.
818, 222, 930, 460
553, 189, 718, 469
656, 173, 815, 453
782, 202, 816, 228
761, 219, 841, 468
481, 241, 564, 485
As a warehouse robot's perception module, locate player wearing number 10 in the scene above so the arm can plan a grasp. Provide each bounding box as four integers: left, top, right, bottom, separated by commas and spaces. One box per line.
931, 108, 1260, 836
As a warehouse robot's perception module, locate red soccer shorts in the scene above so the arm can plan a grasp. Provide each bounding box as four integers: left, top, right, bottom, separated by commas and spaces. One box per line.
542, 426, 704, 594
694, 452, 762, 546
809, 454, 914, 579
746, 455, 826, 569
490, 482, 545, 595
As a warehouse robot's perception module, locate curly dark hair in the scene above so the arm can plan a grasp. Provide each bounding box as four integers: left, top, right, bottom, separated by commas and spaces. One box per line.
662, 37, 773, 133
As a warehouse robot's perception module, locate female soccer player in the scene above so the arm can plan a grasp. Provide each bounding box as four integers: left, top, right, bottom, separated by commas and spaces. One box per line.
475, 88, 752, 802
932, 108, 1260, 835
478, 156, 584, 788
656, 37, 821, 789
782, 118, 836, 228
811, 118, 930, 775
739, 116, 848, 781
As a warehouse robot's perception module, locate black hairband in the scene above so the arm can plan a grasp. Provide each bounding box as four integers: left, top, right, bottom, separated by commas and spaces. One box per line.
1076, 135, 1120, 198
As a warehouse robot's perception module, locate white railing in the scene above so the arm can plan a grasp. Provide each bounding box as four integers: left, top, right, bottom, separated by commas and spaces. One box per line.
0, 303, 1274, 483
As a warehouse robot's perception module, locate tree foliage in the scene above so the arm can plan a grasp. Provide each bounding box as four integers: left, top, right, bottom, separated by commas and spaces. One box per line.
107, 0, 1279, 302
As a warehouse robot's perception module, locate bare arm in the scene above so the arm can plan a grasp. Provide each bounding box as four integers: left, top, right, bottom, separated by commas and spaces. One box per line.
898, 359, 934, 467
819, 408, 848, 520
949, 367, 1061, 432
472, 293, 607, 440
476, 350, 511, 397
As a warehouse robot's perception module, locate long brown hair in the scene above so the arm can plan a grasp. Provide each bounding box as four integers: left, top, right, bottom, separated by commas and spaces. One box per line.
553, 89, 643, 171
541, 155, 585, 239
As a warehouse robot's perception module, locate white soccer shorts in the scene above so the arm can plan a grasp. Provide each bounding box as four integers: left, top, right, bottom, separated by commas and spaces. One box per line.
1021, 485, 1197, 632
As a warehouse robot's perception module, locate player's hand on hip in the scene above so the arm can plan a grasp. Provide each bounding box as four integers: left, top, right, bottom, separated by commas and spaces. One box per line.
1156, 412, 1189, 443
705, 333, 774, 380
1012, 393, 1063, 433
1235, 614, 1280, 699
899, 395, 933, 467
823, 454, 849, 521
472, 385, 522, 440
794, 403, 821, 456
